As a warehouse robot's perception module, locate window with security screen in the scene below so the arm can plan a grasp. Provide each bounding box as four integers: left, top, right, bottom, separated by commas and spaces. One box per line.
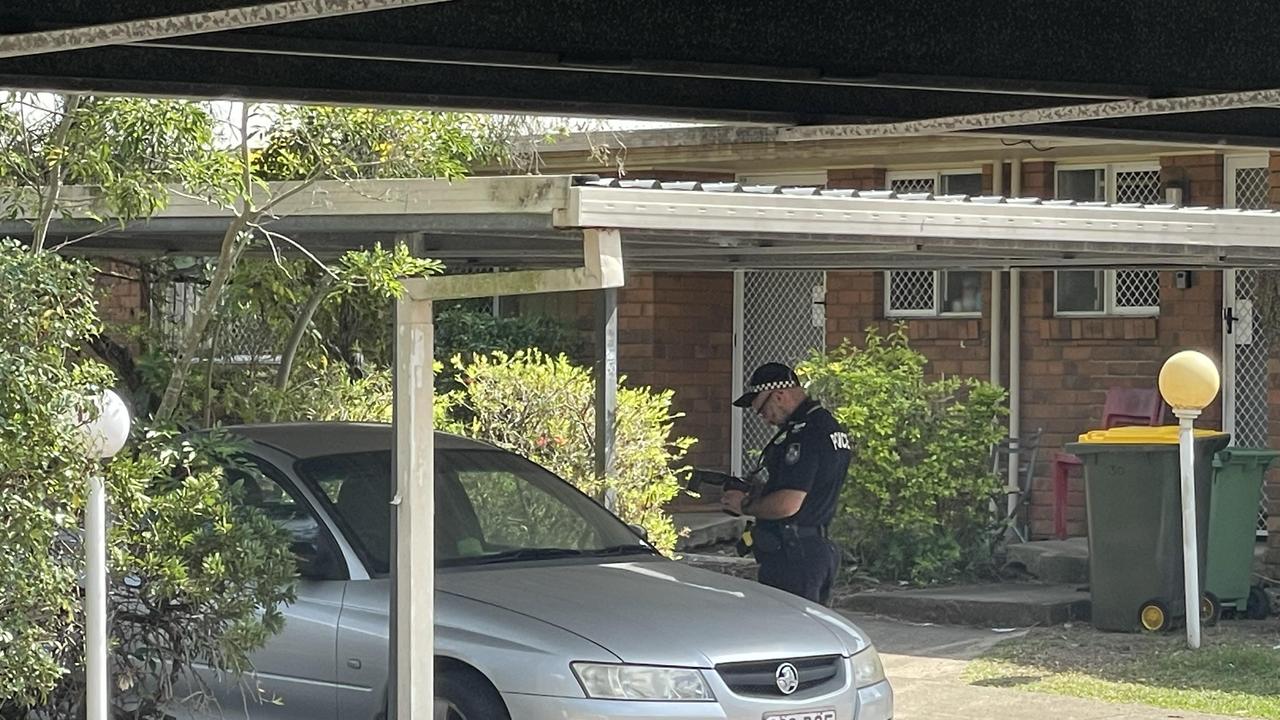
1114, 168, 1162, 204
1113, 270, 1160, 312
886, 270, 983, 317
887, 169, 982, 197
888, 175, 936, 195
1055, 163, 1161, 204
1054, 270, 1159, 316
1232, 165, 1270, 210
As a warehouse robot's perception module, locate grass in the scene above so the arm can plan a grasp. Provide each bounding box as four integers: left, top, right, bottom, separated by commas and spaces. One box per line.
962, 617, 1280, 718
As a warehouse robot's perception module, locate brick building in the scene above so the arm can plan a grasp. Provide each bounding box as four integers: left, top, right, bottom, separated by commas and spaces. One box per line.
488, 128, 1280, 579
87, 130, 1280, 583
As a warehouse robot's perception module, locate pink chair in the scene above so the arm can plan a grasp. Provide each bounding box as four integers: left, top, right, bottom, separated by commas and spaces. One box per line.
1050, 388, 1168, 539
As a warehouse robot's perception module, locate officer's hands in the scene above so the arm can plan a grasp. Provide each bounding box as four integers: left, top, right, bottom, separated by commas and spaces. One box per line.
721, 489, 747, 516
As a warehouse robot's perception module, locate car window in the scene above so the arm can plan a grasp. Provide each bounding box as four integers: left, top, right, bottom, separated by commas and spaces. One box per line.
220, 455, 351, 581
452, 463, 599, 553
225, 462, 323, 549
296, 447, 650, 573
294, 451, 395, 575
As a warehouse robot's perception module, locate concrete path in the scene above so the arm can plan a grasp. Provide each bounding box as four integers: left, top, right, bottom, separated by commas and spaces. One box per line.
840, 612, 1242, 720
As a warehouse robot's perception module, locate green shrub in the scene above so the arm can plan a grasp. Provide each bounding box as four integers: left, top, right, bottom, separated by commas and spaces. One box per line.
439, 350, 694, 555
0, 239, 113, 707
799, 326, 1007, 584
0, 241, 296, 719
217, 363, 394, 424
434, 307, 577, 387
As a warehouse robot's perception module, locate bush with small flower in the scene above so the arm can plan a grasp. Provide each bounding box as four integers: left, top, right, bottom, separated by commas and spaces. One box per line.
436, 350, 695, 555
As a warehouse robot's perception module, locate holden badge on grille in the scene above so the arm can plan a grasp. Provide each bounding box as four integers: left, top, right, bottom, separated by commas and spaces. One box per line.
775, 662, 799, 695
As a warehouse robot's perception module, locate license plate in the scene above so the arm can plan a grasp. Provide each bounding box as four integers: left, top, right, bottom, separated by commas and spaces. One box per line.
763, 710, 836, 720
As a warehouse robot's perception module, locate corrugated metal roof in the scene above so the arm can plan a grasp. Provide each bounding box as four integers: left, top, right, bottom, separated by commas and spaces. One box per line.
558, 175, 1280, 270
18, 174, 1280, 270
579, 175, 1278, 216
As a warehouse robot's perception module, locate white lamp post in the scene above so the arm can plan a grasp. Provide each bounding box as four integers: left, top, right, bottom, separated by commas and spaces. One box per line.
1157, 351, 1220, 650
78, 389, 131, 720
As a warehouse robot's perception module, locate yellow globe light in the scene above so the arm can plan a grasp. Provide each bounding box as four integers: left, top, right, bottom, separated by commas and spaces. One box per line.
1158, 350, 1220, 411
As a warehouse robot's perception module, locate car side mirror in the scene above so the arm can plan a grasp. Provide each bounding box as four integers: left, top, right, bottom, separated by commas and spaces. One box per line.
627, 523, 649, 542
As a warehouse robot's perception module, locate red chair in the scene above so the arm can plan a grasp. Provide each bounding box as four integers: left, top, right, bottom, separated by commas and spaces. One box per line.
1050, 388, 1168, 539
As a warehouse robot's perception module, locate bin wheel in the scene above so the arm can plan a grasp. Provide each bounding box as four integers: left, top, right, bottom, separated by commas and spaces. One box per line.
1139, 600, 1171, 632
1201, 592, 1221, 627
1246, 586, 1271, 620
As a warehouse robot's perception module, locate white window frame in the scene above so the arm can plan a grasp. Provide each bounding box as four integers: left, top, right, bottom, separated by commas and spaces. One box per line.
1055, 161, 1162, 203
1053, 269, 1160, 317
885, 168, 984, 195
939, 168, 985, 196
1225, 154, 1269, 209
884, 270, 984, 318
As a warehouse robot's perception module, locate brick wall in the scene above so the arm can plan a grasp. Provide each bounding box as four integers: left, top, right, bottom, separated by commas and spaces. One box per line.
824, 271, 993, 380
573, 272, 735, 474
828, 168, 886, 191
94, 260, 143, 324
648, 273, 734, 470
1021, 270, 1223, 538
1162, 154, 1223, 205
1020, 160, 1055, 199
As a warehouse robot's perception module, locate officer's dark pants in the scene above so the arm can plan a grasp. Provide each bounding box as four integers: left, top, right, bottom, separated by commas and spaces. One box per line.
756, 538, 841, 606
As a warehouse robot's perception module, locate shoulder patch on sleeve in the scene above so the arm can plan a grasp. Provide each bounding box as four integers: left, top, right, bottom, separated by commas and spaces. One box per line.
784, 442, 802, 465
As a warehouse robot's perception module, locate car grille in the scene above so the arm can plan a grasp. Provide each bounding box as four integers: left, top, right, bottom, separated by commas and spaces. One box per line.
715, 655, 842, 698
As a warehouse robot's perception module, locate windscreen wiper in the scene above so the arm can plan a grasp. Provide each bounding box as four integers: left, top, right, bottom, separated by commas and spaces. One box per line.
460, 547, 587, 565
585, 544, 658, 558
450, 544, 655, 566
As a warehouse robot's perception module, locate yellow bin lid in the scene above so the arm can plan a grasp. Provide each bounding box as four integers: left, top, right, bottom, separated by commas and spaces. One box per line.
1076, 425, 1227, 444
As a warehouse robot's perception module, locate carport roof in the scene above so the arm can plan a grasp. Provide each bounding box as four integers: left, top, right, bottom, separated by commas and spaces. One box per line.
9, 1, 1280, 148
24, 174, 1280, 271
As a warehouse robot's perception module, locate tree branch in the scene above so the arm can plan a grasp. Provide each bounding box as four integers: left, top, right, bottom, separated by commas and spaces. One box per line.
50, 223, 120, 251
31, 94, 81, 253
250, 225, 340, 281
252, 166, 327, 218
272, 273, 335, 406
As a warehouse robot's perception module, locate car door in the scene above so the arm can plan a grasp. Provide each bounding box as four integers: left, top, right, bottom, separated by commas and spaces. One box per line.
193, 453, 347, 720
290, 449, 393, 720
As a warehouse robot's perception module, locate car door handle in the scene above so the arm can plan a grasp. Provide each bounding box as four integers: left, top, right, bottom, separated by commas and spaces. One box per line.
347, 658, 362, 670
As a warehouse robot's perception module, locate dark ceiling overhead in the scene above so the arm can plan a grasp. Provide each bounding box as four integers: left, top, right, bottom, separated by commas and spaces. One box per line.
2, 0, 1279, 146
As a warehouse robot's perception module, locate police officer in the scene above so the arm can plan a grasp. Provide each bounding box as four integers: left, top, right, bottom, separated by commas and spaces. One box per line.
721, 362, 851, 605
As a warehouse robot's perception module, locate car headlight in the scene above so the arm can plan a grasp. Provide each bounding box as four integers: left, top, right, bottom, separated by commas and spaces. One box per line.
571, 662, 714, 701
851, 646, 886, 688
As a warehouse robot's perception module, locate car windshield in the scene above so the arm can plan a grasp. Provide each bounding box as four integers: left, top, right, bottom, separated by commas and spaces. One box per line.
295, 448, 653, 574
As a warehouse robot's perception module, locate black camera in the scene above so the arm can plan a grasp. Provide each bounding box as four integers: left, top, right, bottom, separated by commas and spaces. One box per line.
687, 468, 752, 495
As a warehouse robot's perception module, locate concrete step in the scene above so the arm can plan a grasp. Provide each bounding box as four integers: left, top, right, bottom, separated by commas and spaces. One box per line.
673, 511, 747, 551
1004, 538, 1090, 585
841, 583, 1091, 628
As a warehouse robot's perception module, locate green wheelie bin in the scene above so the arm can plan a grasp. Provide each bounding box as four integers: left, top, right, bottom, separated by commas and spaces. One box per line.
1065, 426, 1230, 633
1208, 448, 1277, 620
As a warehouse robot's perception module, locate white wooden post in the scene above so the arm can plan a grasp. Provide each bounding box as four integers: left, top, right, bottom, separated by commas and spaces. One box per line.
392, 296, 435, 719
390, 228, 623, 719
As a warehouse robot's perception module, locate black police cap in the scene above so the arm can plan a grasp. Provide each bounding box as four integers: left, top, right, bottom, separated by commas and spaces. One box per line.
732, 362, 801, 407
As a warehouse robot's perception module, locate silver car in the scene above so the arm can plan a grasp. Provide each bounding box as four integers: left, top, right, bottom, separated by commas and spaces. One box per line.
188, 422, 893, 720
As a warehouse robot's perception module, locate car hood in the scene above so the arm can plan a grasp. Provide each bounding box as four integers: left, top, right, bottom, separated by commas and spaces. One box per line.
437, 558, 863, 667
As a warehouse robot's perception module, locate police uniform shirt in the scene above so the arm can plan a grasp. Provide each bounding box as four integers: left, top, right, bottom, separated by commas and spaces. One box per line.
755, 398, 851, 529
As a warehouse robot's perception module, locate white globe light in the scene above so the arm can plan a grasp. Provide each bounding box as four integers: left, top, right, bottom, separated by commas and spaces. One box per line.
81, 390, 131, 459
1158, 350, 1220, 411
